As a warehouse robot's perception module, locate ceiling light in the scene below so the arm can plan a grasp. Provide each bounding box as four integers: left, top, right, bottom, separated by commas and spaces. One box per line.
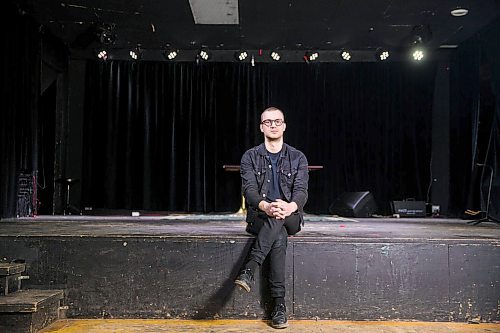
199, 48, 210, 61
163, 48, 178, 60
96, 49, 108, 61
235, 50, 248, 61
375, 48, 390, 61
450, 8, 469, 17
129, 47, 142, 60
340, 50, 351, 61
305, 51, 319, 62
270, 51, 281, 61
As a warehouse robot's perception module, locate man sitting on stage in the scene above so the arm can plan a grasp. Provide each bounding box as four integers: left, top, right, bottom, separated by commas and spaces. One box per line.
235, 106, 309, 329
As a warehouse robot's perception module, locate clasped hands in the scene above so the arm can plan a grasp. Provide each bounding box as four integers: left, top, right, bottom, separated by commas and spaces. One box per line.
259, 199, 298, 220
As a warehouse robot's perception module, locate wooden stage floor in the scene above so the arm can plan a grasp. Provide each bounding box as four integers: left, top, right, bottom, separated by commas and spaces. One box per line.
1, 214, 499, 243
42, 319, 500, 333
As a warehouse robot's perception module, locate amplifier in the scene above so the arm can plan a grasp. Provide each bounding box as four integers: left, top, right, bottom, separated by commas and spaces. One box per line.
391, 200, 426, 217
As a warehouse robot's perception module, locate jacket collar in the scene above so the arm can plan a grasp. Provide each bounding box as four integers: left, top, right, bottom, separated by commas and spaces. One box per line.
257, 142, 288, 157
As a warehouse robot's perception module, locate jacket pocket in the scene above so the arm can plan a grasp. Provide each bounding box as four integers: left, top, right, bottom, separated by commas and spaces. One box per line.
255, 169, 267, 189
281, 167, 297, 184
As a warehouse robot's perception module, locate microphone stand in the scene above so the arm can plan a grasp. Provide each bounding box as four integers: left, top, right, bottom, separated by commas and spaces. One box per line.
468, 163, 499, 225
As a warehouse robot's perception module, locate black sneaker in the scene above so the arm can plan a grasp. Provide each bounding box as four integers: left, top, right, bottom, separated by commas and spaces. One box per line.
271, 303, 288, 329
234, 268, 253, 292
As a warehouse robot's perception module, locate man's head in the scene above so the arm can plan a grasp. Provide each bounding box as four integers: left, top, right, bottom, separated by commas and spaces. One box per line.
260, 107, 286, 141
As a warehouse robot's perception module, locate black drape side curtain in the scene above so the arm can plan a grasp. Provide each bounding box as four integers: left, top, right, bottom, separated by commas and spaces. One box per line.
451, 18, 500, 219
82, 61, 437, 214
0, 4, 40, 218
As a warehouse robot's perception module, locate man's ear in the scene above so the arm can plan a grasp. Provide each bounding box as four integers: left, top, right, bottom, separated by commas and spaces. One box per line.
283, 122, 286, 132
260, 124, 264, 133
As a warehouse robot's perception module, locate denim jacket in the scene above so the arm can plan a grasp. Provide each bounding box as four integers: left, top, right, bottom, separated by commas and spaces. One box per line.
240, 143, 309, 226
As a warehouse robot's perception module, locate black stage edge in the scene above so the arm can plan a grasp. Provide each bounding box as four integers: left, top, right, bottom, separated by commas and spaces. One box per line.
0, 215, 499, 322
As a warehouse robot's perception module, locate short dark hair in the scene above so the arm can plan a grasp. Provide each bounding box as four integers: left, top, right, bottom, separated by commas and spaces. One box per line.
261, 107, 284, 121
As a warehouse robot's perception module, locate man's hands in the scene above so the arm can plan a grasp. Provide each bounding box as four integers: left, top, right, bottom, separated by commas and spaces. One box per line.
259, 199, 298, 220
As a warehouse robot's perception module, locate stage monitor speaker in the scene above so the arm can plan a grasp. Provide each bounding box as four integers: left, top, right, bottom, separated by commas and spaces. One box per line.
329, 191, 378, 217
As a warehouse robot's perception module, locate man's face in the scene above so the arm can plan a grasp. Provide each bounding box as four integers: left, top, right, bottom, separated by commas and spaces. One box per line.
260, 110, 286, 140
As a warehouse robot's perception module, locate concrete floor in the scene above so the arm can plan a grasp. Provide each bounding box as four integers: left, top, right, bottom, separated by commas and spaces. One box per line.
41, 319, 500, 333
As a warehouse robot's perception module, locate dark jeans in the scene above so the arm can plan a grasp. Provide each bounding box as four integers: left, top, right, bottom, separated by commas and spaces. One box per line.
246, 212, 301, 298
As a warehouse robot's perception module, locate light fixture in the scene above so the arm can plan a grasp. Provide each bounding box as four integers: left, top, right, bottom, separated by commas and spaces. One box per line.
411, 48, 425, 61
96, 49, 108, 61
235, 50, 248, 61
340, 50, 351, 61
375, 48, 390, 61
450, 8, 469, 17
305, 51, 319, 62
408, 25, 431, 62
97, 23, 116, 45
129, 47, 142, 60
198, 48, 210, 61
163, 48, 178, 60
270, 51, 281, 61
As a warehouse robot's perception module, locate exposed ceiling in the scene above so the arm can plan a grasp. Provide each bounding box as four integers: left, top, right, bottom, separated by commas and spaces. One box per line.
11, 0, 500, 61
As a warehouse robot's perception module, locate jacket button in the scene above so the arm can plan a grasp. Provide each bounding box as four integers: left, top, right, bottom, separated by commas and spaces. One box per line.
257, 172, 260, 175
269, 165, 272, 168
288, 173, 291, 177
263, 194, 266, 197
267, 179, 270, 182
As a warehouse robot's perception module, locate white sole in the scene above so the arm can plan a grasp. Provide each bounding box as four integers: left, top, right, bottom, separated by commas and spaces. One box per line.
234, 280, 251, 292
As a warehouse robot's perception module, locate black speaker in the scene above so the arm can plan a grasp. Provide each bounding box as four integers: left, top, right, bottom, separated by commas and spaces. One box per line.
329, 191, 378, 217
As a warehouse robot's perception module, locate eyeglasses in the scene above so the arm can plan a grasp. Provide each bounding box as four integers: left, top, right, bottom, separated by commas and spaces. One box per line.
261, 119, 285, 127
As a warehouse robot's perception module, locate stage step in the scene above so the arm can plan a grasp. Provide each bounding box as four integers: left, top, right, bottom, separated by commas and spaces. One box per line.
0, 262, 27, 295
0, 289, 64, 333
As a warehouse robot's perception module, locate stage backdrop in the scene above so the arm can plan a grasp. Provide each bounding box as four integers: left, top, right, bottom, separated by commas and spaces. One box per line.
81, 61, 436, 214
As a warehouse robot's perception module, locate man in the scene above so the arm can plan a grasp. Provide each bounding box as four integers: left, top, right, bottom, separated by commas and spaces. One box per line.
235, 107, 309, 329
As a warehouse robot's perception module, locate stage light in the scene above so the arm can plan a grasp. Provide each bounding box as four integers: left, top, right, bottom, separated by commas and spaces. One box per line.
235, 50, 248, 61
96, 49, 108, 61
340, 50, 351, 61
97, 24, 116, 45
408, 25, 431, 62
129, 47, 142, 60
270, 51, 281, 61
198, 48, 210, 61
305, 51, 319, 62
411, 48, 425, 61
163, 48, 178, 60
375, 48, 390, 61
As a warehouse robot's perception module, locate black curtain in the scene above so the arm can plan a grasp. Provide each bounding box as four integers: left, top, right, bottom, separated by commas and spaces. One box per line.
478, 18, 500, 220
451, 17, 500, 220
82, 60, 436, 214
0, 4, 40, 218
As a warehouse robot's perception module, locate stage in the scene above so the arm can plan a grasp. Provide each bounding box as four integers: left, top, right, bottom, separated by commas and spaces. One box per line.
0, 215, 498, 323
